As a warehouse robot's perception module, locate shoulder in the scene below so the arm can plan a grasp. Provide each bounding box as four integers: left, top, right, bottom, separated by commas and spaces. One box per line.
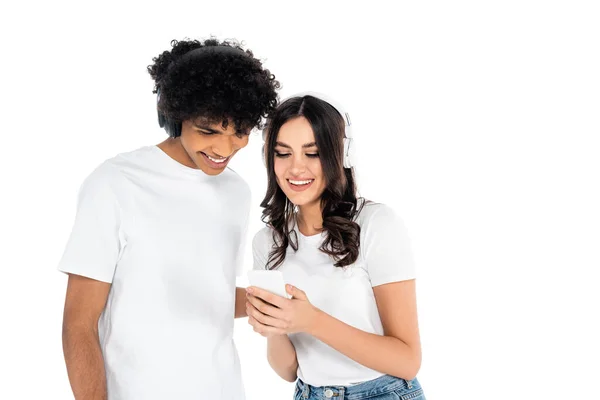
89, 146, 156, 179
82, 147, 151, 191
79, 147, 162, 201
110, 145, 166, 176
252, 225, 274, 249
356, 200, 408, 242
81, 158, 122, 191
356, 200, 399, 227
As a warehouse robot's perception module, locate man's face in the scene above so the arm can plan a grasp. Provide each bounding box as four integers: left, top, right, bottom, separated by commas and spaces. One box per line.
179, 117, 250, 176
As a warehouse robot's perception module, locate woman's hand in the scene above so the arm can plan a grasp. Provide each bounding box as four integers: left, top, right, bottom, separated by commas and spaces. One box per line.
246, 285, 320, 337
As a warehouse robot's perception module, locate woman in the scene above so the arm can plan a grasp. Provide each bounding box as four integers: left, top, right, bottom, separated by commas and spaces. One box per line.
246, 93, 425, 400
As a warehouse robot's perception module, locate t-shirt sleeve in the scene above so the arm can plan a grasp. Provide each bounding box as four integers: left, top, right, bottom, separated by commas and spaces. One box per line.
252, 227, 272, 271
362, 204, 416, 287
57, 163, 124, 283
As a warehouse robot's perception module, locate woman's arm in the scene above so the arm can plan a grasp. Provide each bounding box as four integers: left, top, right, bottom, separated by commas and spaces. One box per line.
308, 280, 421, 380
266, 335, 298, 382
246, 293, 298, 382
247, 280, 422, 381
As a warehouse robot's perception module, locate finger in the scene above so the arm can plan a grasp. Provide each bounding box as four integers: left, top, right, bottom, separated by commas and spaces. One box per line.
247, 316, 269, 337
246, 294, 285, 319
248, 316, 286, 336
246, 286, 287, 307
247, 286, 289, 308
286, 284, 308, 300
246, 301, 288, 329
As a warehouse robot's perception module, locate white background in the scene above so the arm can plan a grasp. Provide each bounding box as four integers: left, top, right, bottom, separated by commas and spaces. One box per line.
1, 1, 599, 399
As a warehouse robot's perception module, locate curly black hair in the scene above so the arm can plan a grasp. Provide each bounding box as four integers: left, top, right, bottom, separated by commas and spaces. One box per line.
148, 38, 280, 135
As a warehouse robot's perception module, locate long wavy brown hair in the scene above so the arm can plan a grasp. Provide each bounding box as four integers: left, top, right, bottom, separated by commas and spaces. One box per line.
260, 95, 364, 269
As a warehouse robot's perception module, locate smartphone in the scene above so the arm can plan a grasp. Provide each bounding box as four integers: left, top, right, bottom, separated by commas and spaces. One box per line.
247, 270, 291, 299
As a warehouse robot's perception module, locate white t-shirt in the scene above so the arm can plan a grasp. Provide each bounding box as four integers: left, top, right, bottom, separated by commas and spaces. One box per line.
252, 201, 415, 387
58, 145, 250, 400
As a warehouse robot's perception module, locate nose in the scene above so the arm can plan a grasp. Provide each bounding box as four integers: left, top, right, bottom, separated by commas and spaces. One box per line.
212, 136, 234, 158
289, 154, 306, 175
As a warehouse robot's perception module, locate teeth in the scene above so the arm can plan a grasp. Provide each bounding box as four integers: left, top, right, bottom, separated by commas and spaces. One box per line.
289, 179, 313, 185
206, 154, 228, 163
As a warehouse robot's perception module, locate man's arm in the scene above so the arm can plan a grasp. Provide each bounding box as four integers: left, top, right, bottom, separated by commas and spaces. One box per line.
235, 287, 248, 318
62, 274, 111, 400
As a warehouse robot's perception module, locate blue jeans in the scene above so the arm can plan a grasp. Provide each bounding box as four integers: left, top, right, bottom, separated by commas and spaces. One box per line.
294, 375, 425, 400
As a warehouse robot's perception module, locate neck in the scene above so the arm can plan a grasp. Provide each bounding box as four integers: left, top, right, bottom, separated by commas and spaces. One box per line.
157, 137, 197, 169
297, 200, 323, 236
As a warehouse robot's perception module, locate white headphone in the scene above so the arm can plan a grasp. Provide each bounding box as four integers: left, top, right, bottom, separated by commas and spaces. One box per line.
262, 91, 355, 169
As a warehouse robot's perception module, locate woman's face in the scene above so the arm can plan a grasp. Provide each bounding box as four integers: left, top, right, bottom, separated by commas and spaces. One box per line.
273, 117, 326, 207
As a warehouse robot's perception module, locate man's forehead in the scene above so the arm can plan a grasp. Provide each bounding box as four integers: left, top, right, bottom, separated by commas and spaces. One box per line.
193, 116, 228, 127
192, 116, 250, 132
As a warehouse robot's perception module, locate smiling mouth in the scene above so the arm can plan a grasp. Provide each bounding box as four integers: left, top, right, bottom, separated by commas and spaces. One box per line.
286, 179, 315, 192
200, 152, 230, 168
288, 179, 314, 186
204, 153, 228, 163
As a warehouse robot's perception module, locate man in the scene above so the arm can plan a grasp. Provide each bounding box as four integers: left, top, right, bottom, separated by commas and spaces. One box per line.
59, 38, 280, 399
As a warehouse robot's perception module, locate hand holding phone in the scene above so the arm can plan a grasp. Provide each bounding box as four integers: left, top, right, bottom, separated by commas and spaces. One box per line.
247, 270, 291, 299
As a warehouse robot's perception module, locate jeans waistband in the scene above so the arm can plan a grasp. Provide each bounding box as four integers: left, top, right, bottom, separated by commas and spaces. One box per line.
296, 374, 421, 400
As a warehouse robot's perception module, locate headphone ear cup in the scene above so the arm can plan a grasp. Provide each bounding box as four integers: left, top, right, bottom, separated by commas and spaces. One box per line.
158, 111, 182, 138
167, 120, 182, 138
343, 137, 355, 169
158, 111, 166, 128
344, 138, 352, 168
261, 127, 269, 168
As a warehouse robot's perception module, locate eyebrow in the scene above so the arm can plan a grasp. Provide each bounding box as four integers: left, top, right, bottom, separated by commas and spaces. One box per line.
275, 141, 317, 149
195, 125, 220, 134
194, 123, 248, 135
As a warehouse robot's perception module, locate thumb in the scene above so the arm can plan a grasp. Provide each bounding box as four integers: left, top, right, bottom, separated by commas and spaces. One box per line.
286, 284, 307, 300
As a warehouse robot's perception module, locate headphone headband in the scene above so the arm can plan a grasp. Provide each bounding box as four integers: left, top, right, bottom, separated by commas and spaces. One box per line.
179, 45, 248, 63
281, 91, 352, 138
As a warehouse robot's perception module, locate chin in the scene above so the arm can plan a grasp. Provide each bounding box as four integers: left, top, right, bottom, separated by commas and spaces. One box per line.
288, 194, 318, 208
204, 168, 225, 176
196, 160, 224, 176
279, 185, 323, 208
